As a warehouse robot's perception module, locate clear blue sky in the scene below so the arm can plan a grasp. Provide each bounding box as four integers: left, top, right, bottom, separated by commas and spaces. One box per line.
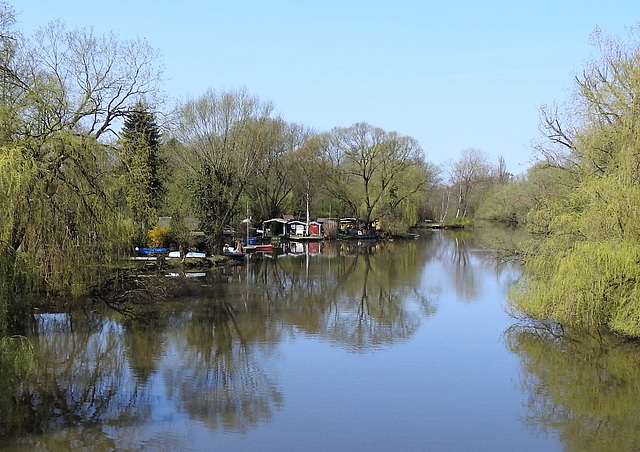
14, 0, 640, 174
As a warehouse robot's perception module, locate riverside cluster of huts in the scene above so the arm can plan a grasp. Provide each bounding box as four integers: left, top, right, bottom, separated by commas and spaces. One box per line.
258, 216, 379, 242
134, 216, 380, 259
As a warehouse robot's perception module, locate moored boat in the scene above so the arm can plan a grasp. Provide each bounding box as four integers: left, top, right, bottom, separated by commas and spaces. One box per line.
168, 251, 206, 259
135, 247, 167, 255
222, 251, 245, 260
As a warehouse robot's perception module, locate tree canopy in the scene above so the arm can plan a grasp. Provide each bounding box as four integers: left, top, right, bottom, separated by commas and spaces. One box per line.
0, 8, 163, 297
323, 122, 433, 228
509, 25, 640, 337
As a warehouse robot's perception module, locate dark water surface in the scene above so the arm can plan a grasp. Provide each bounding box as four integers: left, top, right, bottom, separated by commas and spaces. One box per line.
3, 229, 640, 451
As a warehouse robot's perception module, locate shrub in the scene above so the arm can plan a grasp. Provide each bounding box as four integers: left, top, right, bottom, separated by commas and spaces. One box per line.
147, 226, 169, 248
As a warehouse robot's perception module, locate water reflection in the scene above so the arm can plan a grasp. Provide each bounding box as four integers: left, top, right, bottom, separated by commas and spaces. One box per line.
505, 322, 640, 451
425, 230, 507, 303
165, 297, 283, 433
246, 240, 435, 350
0, 238, 437, 447
9, 229, 632, 451
0, 312, 149, 443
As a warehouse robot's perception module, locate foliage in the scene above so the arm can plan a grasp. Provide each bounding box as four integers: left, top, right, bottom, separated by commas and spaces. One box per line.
0, 244, 42, 335
476, 163, 574, 226
444, 216, 473, 228
240, 120, 321, 221
0, 136, 135, 295
449, 148, 492, 218
511, 239, 640, 333
505, 324, 640, 451
323, 122, 432, 224
118, 103, 165, 234
171, 88, 275, 252
283, 131, 329, 221
0, 8, 161, 300
0, 335, 33, 435
510, 25, 640, 337
165, 214, 197, 253
147, 226, 169, 248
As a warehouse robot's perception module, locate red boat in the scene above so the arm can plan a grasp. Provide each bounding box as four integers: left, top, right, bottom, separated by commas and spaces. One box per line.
254, 244, 273, 252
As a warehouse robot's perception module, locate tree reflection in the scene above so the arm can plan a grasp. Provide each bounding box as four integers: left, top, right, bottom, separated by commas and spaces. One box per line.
122, 319, 166, 384
1, 293, 284, 443
427, 228, 520, 303
505, 322, 640, 451
1, 312, 152, 442
1, 237, 441, 443
166, 296, 283, 432
246, 240, 435, 351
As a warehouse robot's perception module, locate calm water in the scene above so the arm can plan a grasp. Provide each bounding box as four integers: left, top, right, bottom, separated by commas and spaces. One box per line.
3, 229, 640, 451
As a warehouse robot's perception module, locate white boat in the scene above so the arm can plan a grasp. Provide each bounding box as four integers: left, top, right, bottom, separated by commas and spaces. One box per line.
168, 251, 206, 259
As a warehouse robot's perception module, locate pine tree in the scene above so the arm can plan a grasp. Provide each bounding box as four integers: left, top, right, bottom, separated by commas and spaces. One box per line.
119, 103, 165, 234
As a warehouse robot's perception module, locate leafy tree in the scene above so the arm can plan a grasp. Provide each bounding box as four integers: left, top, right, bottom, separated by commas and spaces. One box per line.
244, 120, 314, 221
0, 16, 162, 294
448, 148, 492, 219
510, 25, 640, 337
282, 128, 327, 221
162, 138, 199, 254
171, 88, 274, 252
324, 122, 428, 225
476, 162, 572, 226
0, 2, 22, 145
378, 160, 438, 233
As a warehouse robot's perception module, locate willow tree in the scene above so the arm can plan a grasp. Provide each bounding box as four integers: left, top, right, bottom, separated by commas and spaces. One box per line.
324, 122, 429, 227
449, 148, 492, 219
287, 133, 330, 221
510, 25, 640, 337
171, 88, 275, 252
378, 160, 438, 233
0, 16, 162, 294
241, 120, 307, 221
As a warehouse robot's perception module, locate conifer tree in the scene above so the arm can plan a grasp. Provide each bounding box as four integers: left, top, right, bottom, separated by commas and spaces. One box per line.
119, 103, 165, 235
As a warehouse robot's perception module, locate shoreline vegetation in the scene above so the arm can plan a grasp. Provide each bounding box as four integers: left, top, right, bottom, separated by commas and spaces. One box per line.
1, 0, 640, 341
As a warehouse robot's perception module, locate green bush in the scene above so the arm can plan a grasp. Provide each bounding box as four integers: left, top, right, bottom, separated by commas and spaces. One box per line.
444, 216, 474, 228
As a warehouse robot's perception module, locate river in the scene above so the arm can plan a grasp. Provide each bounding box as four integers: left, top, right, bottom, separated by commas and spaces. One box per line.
2, 228, 640, 451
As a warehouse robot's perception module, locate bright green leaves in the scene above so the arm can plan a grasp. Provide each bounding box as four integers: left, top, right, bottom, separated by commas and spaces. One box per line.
512, 239, 640, 335
511, 25, 640, 337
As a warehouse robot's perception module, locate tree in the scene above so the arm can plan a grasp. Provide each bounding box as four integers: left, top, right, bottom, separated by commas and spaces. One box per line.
448, 148, 492, 219
289, 133, 332, 221
0, 1, 22, 145
475, 162, 572, 226
243, 120, 315, 221
0, 17, 162, 294
171, 88, 275, 252
118, 102, 165, 235
510, 25, 640, 337
324, 122, 428, 225
495, 155, 509, 185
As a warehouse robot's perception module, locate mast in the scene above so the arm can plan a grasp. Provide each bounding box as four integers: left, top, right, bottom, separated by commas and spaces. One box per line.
246, 201, 250, 240
306, 180, 310, 234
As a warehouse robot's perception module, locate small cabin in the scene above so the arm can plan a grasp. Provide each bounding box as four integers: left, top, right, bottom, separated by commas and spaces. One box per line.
288, 220, 307, 237
262, 218, 288, 238
339, 218, 357, 231
308, 221, 321, 237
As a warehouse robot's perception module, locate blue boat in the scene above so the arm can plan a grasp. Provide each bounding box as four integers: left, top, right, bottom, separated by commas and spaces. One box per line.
135, 247, 167, 255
